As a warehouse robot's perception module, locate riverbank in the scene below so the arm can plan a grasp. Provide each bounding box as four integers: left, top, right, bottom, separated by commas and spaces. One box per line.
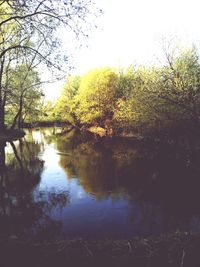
0, 129, 25, 142
0, 232, 200, 267
21, 119, 200, 142
22, 121, 68, 128
84, 121, 200, 144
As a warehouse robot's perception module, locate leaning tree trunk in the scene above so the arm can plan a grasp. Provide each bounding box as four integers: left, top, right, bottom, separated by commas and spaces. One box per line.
18, 108, 23, 129
10, 95, 23, 130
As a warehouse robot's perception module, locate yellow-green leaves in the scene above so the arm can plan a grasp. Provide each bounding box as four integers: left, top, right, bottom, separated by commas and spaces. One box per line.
74, 68, 118, 124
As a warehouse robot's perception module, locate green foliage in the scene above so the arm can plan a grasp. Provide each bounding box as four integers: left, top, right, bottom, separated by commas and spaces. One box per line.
75, 68, 118, 124
54, 76, 81, 124
54, 47, 200, 135
55, 68, 118, 126
5, 64, 42, 126
0, 0, 96, 131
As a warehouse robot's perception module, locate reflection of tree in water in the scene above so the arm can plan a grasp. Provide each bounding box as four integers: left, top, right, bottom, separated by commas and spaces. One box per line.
29, 190, 69, 241
57, 134, 200, 232
0, 139, 69, 241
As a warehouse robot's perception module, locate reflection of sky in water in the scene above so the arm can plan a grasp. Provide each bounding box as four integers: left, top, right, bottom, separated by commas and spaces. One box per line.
31, 131, 42, 143
39, 145, 67, 190
3, 127, 200, 240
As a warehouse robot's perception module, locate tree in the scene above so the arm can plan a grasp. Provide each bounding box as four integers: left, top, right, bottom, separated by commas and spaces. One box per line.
5, 63, 42, 128
158, 47, 200, 124
0, 0, 98, 132
75, 67, 118, 125
115, 48, 200, 133
55, 75, 81, 126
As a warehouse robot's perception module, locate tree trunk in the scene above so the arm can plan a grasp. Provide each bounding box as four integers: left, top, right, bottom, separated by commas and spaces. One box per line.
10, 110, 20, 131
10, 95, 23, 130
0, 57, 5, 132
0, 142, 6, 177
0, 106, 5, 132
18, 109, 23, 129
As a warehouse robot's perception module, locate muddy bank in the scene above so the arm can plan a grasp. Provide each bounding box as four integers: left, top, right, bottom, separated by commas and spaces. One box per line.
83, 123, 200, 147
83, 126, 143, 140
1, 232, 200, 267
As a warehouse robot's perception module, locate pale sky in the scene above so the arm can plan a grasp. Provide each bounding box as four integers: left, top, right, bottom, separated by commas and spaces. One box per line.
44, 0, 200, 100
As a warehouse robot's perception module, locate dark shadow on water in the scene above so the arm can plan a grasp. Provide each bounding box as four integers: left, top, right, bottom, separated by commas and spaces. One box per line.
56, 129, 200, 236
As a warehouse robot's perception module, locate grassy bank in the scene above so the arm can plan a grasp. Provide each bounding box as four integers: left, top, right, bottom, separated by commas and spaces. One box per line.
1, 232, 200, 267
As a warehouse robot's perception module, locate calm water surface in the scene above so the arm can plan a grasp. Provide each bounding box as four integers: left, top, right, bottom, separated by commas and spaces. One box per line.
1, 127, 200, 240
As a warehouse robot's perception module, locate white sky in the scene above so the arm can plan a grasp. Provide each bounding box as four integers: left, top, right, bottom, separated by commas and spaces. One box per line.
44, 0, 200, 100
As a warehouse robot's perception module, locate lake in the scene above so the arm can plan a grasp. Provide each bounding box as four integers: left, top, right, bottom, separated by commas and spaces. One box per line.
1, 127, 200, 241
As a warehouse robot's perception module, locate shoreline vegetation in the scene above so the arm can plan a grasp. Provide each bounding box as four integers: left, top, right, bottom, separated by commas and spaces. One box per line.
19, 118, 200, 141
1, 122, 199, 146
0, 46, 194, 146
1, 232, 200, 267
2, 47, 200, 147
3, 47, 200, 144
1, 120, 198, 143
34, 48, 200, 144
